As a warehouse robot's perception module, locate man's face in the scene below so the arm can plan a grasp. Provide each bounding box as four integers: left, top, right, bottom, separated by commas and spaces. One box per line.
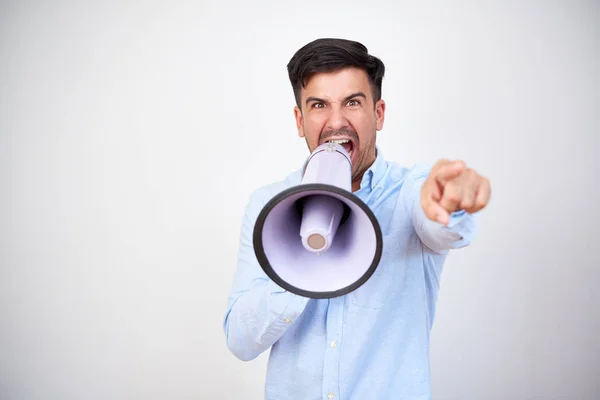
294, 67, 386, 189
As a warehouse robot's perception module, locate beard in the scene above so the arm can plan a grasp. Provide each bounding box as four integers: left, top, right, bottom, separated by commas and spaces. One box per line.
318, 126, 359, 145
350, 134, 377, 183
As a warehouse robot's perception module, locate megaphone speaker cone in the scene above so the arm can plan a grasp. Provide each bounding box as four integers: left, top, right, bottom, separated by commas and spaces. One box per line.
252, 143, 383, 299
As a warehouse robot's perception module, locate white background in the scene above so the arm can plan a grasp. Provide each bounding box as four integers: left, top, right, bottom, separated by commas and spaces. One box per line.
1, 1, 598, 399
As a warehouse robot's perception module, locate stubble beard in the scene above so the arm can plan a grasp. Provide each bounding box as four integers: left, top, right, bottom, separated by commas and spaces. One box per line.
351, 135, 377, 187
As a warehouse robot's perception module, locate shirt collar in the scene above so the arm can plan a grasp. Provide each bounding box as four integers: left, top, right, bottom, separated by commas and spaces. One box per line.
358, 146, 386, 191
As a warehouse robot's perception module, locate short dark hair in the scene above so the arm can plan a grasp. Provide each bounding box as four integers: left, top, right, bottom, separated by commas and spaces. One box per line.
287, 38, 385, 108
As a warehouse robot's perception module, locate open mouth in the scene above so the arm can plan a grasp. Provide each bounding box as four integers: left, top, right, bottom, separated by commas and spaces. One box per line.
325, 138, 354, 160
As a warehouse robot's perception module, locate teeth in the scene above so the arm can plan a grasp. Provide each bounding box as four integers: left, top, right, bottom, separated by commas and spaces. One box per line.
327, 139, 350, 144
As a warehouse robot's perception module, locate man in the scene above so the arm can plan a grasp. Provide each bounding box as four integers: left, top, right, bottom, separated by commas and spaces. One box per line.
223, 38, 491, 399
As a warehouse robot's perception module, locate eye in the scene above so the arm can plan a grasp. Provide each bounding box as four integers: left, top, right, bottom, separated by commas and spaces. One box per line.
346, 99, 360, 106
312, 102, 325, 109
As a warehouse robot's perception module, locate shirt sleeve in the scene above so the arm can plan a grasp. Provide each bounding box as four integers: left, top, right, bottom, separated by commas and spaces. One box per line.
402, 165, 478, 254
223, 187, 310, 361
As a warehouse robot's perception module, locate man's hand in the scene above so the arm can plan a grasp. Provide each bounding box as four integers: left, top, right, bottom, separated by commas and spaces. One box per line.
420, 159, 491, 226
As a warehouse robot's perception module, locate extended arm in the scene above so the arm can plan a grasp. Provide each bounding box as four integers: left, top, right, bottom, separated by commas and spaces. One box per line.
403, 162, 488, 254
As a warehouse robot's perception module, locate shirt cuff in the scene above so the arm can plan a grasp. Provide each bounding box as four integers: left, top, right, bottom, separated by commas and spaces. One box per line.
262, 280, 310, 340
442, 209, 477, 248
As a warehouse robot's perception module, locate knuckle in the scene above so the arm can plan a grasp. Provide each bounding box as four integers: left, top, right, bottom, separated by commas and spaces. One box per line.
445, 191, 461, 203
462, 197, 474, 207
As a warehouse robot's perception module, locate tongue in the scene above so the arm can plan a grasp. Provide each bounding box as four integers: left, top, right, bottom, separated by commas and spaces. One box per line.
341, 142, 352, 154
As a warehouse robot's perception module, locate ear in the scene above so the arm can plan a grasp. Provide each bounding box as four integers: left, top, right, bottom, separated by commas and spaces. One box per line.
294, 106, 305, 138
374, 99, 386, 131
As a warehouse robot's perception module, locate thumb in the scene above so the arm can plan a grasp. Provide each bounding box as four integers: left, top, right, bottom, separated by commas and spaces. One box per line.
427, 201, 450, 225
421, 187, 451, 225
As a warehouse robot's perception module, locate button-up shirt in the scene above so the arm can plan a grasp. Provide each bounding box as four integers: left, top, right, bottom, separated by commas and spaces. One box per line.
223, 148, 477, 399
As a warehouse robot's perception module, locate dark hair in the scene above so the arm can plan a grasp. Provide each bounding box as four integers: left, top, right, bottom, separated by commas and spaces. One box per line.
287, 38, 385, 108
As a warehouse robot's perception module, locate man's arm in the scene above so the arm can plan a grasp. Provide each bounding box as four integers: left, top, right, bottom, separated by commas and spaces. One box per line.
223, 188, 310, 361
403, 161, 489, 254
409, 178, 477, 253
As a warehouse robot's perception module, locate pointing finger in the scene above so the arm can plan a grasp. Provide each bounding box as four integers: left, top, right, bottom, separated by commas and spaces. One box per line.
435, 161, 466, 186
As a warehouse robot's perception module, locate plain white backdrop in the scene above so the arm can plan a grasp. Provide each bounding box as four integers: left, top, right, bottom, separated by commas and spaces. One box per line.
1, 1, 598, 399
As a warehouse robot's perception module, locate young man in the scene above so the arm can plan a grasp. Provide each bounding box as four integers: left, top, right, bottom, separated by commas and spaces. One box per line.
223, 38, 491, 399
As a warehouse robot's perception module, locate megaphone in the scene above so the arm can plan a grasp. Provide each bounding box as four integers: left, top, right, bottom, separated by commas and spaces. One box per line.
253, 142, 383, 299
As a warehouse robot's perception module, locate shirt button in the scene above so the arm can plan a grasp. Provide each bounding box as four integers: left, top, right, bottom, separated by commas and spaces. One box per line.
328, 392, 335, 399
284, 317, 292, 323
330, 340, 337, 348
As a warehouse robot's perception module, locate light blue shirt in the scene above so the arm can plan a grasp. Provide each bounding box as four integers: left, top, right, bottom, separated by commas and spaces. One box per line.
223, 148, 477, 399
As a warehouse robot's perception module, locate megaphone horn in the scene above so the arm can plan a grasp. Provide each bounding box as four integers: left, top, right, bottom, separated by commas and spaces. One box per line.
253, 142, 383, 299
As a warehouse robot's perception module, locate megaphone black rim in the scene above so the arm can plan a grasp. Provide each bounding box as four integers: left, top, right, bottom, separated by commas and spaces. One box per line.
252, 183, 383, 299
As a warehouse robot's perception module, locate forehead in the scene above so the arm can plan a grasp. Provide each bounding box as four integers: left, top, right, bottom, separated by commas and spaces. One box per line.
301, 67, 371, 100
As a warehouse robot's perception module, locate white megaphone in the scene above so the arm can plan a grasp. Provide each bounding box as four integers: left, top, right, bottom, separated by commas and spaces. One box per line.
252, 142, 383, 299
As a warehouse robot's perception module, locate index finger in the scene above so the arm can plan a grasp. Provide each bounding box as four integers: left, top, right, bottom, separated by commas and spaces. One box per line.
435, 160, 466, 185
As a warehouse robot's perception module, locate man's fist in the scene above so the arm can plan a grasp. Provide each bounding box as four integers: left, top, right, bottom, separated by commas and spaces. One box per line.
420, 159, 491, 225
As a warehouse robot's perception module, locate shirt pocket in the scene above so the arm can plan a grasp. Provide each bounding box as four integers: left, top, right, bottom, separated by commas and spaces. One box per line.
350, 234, 400, 310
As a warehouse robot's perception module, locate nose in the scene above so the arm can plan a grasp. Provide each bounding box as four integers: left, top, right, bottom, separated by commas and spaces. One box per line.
325, 104, 349, 131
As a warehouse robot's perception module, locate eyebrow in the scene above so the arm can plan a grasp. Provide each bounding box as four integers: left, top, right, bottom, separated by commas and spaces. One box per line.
305, 92, 367, 106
